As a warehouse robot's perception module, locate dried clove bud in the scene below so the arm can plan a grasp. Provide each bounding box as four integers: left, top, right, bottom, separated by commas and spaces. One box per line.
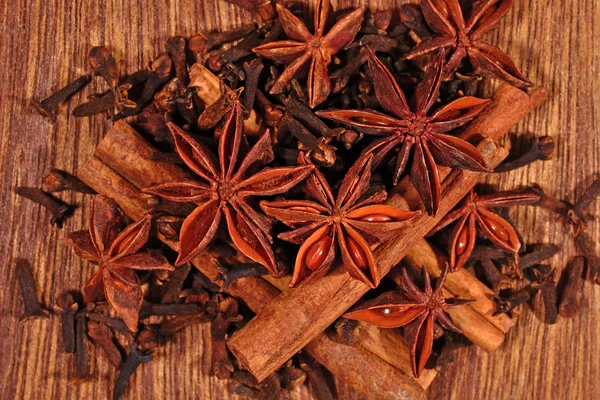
15, 259, 49, 321
112, 343, 153, 400
493, 287, 533, 318
54, 291, 79, 352
42, 169, 96, 194
32, 74, 91, 121
531, 269, 558, 324
495, 136, 556, 172
87, 320, 123, 367
211, 297, 243, 379
559, 256, 585, 318
215, 262, 268, 291
166, 36, 189, 85
15, 187, 75, 228
159, 263, 191, 303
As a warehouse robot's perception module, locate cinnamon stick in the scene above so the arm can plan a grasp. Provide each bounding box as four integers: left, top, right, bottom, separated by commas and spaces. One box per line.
83, 130, 427, 399
262, 274, 437, 389
227, 84, 548, 381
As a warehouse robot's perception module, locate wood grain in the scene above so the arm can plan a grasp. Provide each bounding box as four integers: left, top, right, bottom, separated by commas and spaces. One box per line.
0, 0, 598, 399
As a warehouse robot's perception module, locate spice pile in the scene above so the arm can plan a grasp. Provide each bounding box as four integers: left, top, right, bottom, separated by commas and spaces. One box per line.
14, 0, 599, 399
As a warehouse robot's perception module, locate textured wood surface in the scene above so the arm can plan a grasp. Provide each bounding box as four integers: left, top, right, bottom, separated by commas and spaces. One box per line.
0, 1, 598, 399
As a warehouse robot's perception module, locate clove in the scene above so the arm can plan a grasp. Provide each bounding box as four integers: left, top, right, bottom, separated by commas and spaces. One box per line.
115, 53, 173, 120
531, 269, 558, 324
32, 74, 91, 121
573, 177, 600, 222
469, 246, 512, 293
211, 297, 243, 379
42, 169, 96, 194
517, 244, 561, 271
15, 259, 49, 320
87, 320, 123, 367
54, 291, 78, 352
495, 136, 556, 172
15, 187, 75, 228
559, 256, 585, 318
112, 343, 153, 400
493, 287, 533, 318
243, 59, 264, 112
215, 262, 268, 291
86, 312, 131, 336
89, 46, 119, 88
159, 263, 191, 303
574, 232, 600, 283
166, 36, 189, 85
75, 314, 92, 380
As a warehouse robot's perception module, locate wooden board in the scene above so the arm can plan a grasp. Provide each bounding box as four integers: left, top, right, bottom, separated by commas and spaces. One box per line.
0, 0, 598, 399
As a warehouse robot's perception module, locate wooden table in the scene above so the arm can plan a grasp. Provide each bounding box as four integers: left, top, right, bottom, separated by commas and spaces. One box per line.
0, 1, 598, 399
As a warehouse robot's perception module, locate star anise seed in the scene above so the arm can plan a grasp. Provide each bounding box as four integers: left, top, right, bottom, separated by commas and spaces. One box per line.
318, 50, 490, 215
406, 0, 532, 88
65, 196, 174, 332
344, 265, 471, 377
143, 102, 314, 275
253, 0, 365, 108
260, 153, 420, 288
428, 189, 540, 270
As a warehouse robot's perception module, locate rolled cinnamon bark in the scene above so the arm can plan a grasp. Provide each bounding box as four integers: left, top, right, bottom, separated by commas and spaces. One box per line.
83, 131, 427, 400
262, 275, 437, 389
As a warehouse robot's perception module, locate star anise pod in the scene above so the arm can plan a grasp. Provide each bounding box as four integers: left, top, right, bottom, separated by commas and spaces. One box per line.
317, 50, 490, 215
253, 0, 365, 108
406, 0, 532, 88
428, 189, 540, 270
260, 154, 420, 288
344, 265, 471, 377
143, 101, 314, 274
65, 196, 174, 332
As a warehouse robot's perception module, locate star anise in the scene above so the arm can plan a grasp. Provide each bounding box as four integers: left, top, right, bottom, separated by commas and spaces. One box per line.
260, 154, 420, 288
428, 189, 540, 270
406, 0, 532, 88
65, 196, 174, 332
343, 265, 471, 377
253, 0, 365, 108
317, 50, 490, 215
143, 101, 314, 274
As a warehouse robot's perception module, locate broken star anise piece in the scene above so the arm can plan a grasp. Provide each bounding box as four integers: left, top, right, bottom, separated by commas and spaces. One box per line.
253, 0, 364, 108
318, 50, 490, 215
406, 0, 533, 88
143, 101, 314, 274
260, 153, 420, 288
343, 265, 471, 377
65, 196, 174, 332
428, 189, 540, 271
